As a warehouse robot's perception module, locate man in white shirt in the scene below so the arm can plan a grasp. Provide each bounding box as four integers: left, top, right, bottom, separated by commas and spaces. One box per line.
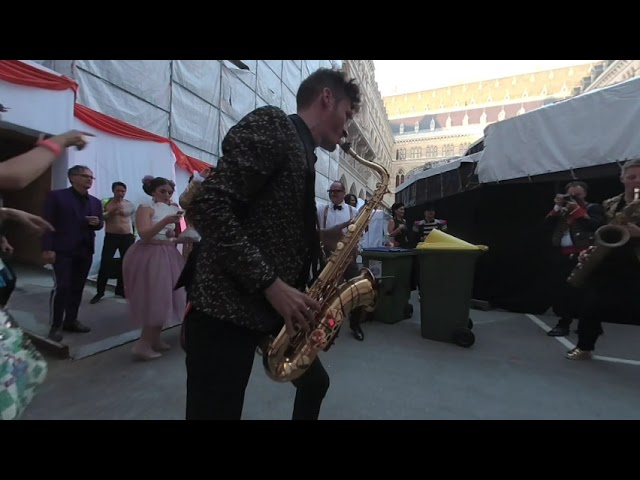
317, 180, 365, 341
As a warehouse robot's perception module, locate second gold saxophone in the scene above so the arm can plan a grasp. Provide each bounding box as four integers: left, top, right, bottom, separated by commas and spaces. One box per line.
568, 187, 640, 287
260, 140, 390, 382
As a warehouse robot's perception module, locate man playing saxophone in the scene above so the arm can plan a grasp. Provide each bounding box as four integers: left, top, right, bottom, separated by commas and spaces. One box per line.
180, 68, 362, 420
566, 159, 640, 360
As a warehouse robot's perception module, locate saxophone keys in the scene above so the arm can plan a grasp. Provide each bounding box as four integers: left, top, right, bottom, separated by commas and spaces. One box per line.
336, 242, 344, 250
348, 224, 356, 232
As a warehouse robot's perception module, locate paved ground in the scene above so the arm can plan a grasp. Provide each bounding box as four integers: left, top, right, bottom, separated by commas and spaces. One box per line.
10, 264, 177, 360
20, 290, 640, 420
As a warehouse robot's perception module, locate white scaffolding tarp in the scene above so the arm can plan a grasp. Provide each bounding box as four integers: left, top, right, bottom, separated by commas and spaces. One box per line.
477, 76, 640, 183
75, 60, 171, 138
68, 59, 341, 205
69, 117, 181, 276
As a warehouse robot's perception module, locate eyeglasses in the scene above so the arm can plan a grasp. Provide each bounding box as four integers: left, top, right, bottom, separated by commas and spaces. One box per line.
73, 173, 96, 180
328, 189, 344, 194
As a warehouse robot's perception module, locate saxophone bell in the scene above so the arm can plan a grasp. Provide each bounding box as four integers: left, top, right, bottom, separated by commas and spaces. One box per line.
567, 186, 640, 288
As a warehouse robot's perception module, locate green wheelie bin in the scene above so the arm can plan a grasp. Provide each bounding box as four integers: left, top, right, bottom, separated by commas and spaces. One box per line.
360, 247, 415, 324
414, 230, 488, 347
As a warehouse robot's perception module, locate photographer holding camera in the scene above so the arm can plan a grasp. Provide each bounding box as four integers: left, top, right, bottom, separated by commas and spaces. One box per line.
544, 181, 605, 336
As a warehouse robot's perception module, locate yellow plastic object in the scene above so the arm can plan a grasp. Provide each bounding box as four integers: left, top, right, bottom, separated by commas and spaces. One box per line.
416, 228, 489, 251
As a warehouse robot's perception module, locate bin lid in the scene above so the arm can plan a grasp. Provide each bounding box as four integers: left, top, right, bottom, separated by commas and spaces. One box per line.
363, 247, 413, 252
362, 247, 415, 256
415, 229, 488, 251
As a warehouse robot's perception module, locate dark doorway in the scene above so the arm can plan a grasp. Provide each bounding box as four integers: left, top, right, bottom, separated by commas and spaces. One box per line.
0, 122, 53, 266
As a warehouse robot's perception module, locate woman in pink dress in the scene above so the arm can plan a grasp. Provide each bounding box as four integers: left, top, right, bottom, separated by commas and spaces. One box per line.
123, 176, 187, 360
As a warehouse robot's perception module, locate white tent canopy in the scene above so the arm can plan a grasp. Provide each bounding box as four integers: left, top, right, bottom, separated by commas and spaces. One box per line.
396, 151, 482, 194
477, 76, 640, 183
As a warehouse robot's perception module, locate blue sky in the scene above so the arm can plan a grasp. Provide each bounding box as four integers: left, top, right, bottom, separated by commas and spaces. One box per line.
372, 60, 599, 96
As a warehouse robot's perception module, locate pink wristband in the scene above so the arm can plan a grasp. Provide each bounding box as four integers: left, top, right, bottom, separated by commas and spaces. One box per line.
36, 138, 63, 157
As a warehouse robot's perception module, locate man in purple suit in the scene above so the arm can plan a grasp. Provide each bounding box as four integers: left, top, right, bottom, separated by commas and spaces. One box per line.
42, 165, 104, 342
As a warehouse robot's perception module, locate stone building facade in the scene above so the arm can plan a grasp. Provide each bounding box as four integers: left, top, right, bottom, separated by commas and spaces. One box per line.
383, 62, 605, 188
339, 60, 395, 208
583, 60, 640, 92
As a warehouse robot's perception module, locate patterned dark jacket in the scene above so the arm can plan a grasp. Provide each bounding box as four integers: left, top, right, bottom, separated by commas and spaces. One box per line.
546, 202, 605, 249
186, 106, 314, 334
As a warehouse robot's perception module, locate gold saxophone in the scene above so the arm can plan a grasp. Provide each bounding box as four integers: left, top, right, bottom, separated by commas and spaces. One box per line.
260, 140, 390, 382
568, 187, 640, 288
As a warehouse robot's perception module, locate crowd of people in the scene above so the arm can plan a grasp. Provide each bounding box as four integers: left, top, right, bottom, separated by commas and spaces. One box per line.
1, 64, 639, 422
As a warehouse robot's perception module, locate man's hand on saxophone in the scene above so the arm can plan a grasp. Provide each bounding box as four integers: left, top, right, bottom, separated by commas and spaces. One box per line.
578, 246, 596, 264
625, 223, 640, 238
264, 278, 320, 337
320, 220, 353, 251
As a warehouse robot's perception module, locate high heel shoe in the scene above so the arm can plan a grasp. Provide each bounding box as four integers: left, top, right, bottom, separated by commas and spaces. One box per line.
131, 347, 162, 361
152, 341, 172, 352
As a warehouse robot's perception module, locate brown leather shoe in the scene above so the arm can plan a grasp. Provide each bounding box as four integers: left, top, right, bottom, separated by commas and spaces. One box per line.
565, 347, 592, 360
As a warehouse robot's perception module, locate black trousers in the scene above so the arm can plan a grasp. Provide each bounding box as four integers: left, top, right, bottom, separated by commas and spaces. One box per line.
184, 308, 330, 420
576, 281, 640, 351
549, 250, 584, 327
96, 233, 135, 296
344, 260, 366, 329
50, 252, 93, 328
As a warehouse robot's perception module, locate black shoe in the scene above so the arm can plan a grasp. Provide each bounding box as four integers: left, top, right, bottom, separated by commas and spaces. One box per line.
351, 326, 364, 342
48, 327, 63, 342
115, 290, 125, 299
548, 326, 570, 337
90, 293, 104, 304
63, 321, 91, 333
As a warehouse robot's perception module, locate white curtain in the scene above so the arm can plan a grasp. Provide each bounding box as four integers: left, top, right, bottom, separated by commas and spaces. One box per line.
0, 79, 74, 136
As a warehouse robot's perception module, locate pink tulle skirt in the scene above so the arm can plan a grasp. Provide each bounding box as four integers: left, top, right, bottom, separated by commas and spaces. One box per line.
122, 240, 187, 328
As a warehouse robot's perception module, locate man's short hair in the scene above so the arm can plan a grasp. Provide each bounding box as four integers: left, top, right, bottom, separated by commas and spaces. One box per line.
297, 68, 361, 113
622, 158, 640, 175
67, 165, 90, 177
565, 181, 588, 193
112, 181, 127, 191
331, 180, 346, 191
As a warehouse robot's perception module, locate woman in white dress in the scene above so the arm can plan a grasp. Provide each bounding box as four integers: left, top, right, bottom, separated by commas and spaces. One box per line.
122, 176, 188, 360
